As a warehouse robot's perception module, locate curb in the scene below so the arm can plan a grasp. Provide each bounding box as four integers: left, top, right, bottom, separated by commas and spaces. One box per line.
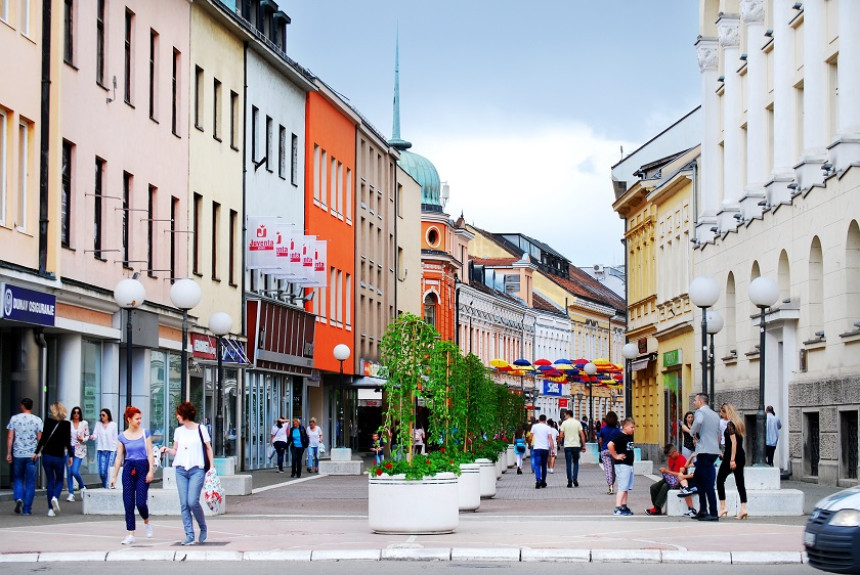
4, 548, 809, 564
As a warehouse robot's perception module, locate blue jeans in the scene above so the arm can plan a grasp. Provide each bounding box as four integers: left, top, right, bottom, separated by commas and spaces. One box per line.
67, 456, 85, 493
533, 449, 549, 482
564, 447, 581, 484
694, 453, 719, 517
41, 454, 66, 508
12, 456, 37, 514
307, 446, 319, 470
175, 466, 206, 539
97, 450, 116, 488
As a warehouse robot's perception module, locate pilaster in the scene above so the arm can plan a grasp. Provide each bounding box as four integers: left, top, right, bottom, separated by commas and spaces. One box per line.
828, 0, 860, 173
695, 37, 721, 245
796, 0, 827, 191
718, 14, 742, 228
740, 0, 768, 220
770, 0, 799, 206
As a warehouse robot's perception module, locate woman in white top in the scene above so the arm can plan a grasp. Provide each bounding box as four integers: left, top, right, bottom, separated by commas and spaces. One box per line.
306, 418, 323, 473
161, 401, 213, 546
90, 408, 118, 488
270, 419, 288, 473
66, 406, 89, 501
412, 426, 426, 455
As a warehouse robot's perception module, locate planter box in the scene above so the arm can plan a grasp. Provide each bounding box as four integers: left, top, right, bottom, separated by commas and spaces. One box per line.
506, 445, 516, 468
368, 472, 459, 534
495, 457, 503, 478
458, 464, 481, 512
476, 458, 497, 499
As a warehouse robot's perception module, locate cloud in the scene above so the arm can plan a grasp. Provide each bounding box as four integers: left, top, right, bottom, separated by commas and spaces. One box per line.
418, 123, 633, 267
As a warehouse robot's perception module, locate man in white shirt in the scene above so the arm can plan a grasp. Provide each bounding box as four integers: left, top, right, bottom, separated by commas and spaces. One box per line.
559, 410, 587, 488
529, 414, 553, 489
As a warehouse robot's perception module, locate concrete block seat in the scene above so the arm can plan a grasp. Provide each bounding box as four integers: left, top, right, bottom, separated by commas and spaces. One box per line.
82, 487, 226, 516
665, 487, 804, 517
317, 447, 364, 476
162, 467, 251, 496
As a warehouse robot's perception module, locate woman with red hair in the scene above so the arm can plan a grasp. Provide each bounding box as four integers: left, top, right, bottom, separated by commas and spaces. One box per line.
110, 406, 155, 545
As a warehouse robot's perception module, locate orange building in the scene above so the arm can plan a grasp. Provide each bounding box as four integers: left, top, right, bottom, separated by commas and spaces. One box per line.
304, 81, 358, 444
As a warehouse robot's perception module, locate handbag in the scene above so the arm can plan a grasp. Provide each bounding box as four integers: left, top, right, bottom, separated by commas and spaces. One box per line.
203, 468, 224, 512
198, 424, 211, 472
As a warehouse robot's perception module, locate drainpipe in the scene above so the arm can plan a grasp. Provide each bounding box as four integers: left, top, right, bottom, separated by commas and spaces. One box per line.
38, 0, 52, 276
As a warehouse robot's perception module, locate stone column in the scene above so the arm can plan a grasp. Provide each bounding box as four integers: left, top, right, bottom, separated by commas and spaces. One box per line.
828, 0, 860, 172
768, 0, 799, 206
796, 0, 827, 190
740, 0, 768, 218
718, 14, 743, 230
695, 37, 721, 244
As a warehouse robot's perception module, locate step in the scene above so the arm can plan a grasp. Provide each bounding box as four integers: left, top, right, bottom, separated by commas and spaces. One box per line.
82, 487, 226, 516
665, 487, 804, 516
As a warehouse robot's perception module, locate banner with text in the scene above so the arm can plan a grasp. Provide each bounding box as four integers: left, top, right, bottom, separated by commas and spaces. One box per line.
247, 216, 326, 286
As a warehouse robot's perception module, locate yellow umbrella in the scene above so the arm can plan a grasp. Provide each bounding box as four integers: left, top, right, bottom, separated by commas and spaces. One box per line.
490, 358, 510, 368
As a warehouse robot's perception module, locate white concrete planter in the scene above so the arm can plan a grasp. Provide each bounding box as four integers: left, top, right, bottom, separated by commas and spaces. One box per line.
476, 458, 497, 499
457, 463, 481, 511
368, 472, 459, 534
495, 456, 503, 478
506, 445, 516, 467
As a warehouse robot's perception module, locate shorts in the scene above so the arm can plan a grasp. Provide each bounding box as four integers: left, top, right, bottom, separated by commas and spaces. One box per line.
615, 464, 635, 492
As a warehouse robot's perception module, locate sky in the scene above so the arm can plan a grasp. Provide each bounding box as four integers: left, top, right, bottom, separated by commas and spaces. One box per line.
286, 1, 701, 267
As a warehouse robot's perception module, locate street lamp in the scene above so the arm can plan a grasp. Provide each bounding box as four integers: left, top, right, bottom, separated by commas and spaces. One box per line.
170, 278, 201, 402
706, 310, 724, 401
209, 311, 232, 458
114, 277, 146, 415
749, 276, 779, 466
621, 342, 638, 418
583, 362, 597, 441
333, 343, 351, 449
689, 276, 720, 395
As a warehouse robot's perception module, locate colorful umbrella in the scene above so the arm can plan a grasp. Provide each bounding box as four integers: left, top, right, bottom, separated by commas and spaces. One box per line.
490, 359, 510, 368
533, 358, 552, 366
513, 358, 533, 367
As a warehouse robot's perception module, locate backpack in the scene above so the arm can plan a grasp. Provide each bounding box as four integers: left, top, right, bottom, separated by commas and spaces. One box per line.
514, 437, 526, 454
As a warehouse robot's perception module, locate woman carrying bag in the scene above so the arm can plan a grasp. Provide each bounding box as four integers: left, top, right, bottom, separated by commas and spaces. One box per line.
162, 401, 213, 545
33, 402, 74, 517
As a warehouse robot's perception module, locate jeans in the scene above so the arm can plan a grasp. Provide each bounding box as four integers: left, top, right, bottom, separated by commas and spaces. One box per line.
290, 445, 305, 477
97, 450, 116, 488
274, 441, 287, 471
121, 459, 150, 531
308, 446, 320, 470
694, 453, 719, 517
175, 466, 206, 539
67, 456, 85, 493
532, 448, 549, 482
12, 456, 37, 514
564, 447, 581, 484
42, 454, 66, 508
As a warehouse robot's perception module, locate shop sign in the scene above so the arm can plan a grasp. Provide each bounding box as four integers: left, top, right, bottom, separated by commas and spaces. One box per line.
191, 334, 218, 360
663, 349, 682, 368
558, 398, 569, 408
1, 283, 56, 326
361, 360, 389, 379
542, 382, 562, 396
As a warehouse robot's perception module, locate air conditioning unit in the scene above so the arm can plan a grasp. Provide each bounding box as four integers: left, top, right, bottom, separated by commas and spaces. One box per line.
593, 265, 605, 273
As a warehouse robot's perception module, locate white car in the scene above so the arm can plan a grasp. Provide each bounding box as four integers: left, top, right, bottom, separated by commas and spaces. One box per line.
804, 486, 860, 574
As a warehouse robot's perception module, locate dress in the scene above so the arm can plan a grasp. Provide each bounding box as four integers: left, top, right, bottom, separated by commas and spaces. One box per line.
716, 422, 747, 504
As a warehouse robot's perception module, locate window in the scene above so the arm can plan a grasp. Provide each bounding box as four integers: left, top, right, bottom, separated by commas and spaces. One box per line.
345, 168, 352, 220
229, 209, 237, 286
290, 133, 298, 185
265, 116, 272, 172
93, 157, 104, 258
278, 125, 286, 178
251, 106, 259, 164
194, 66, 203, 129
213, 78, 222, 140
312, 144, 320, 202
20, 0, 30, 35
61, 140, 73, 247
423, 293, 437, 328
122, 172, 132, 265
229, 91, 238, 149
96, 0, 105, 85
147, 185, 156, 276
171, 49, 180, 135
148, 30, 158, 120
0, 0, 7, 22
0, 110, 6, 225
64, 0, 74, 64
211, 201, 220, 280
192, 193, 201, 275
17, 120, 29, 230
345, 272, 351, 326
124, 10, 133, 104
170, 196, 178, 280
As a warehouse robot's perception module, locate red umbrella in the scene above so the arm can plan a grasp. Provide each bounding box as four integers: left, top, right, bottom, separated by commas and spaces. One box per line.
534, 358, 552, 366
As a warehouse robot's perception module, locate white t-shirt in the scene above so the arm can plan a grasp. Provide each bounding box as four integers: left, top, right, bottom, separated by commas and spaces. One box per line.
93, 421, 118, 451
530, 423, 553, 450
549, 427, 559, 451
271, 424, 287, 443
413, 427, 425, 446
307, 426, 322, 447
171, 424, 211, 469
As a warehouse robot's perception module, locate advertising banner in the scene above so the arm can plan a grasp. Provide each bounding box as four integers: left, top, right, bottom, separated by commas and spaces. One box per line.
1, 283, 56, 326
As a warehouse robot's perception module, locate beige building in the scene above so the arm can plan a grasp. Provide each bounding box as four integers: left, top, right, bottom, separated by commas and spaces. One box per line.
693, 0, 860, 484
395, 165, 422, 318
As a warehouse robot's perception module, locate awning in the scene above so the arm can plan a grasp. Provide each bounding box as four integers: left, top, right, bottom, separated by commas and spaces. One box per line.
631, 358, 651, 371
350, 376, 387, 389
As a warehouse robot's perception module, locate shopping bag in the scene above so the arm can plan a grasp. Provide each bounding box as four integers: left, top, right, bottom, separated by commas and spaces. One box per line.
318, 442, 326, 455
266, 444, 275, 460
203, 468, 224, 512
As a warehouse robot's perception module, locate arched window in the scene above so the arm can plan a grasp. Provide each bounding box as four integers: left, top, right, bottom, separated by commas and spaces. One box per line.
726, 272, 737, 355
423, 292, 437, 329
846, 221, 860, 328
778, 250, 791, 303
808, 237, 824, 336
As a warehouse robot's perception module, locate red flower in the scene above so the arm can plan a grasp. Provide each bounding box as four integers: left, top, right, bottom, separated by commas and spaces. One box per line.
449, 460, 454, 465
425, 460, 431, 465
385, 462, 393, 469
440, 447, 446, 453
375, 467, 384, 476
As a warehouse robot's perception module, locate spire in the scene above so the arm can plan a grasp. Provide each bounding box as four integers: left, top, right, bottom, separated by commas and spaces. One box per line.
389, 26, 412, 150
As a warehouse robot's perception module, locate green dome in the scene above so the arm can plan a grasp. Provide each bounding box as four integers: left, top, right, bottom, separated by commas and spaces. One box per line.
398, 150, 441, 211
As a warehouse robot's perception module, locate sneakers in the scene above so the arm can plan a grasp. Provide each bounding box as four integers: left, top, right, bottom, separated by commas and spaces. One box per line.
47, 509, 56, 517
573, 480, 579, 487
50, 497, 60, 513
645, 507, 662, 516
608, 486, 614, 495
677, 486, 698, 497
66, 494, 76, 502
549, 468, 554, 474
614, 506, 634, 516
145, 523, 153, 538
685, 508, 698, 517
199, 528, 208, 543
181, 537, 196, 546
121, 535, 135, 545
567, 482, 573, 488
14, 499, 22, 514
535, 481, 541, 489
516, 468, 522, 475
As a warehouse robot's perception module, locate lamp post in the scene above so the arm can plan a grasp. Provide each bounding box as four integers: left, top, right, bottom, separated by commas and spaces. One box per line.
706, 310, 724, 401
333, 343, 351, 449
749, 276, 779, 467
170, 278, 201, 403
689, 276, 720, 395
113, 277, 146, 416
621, 342, 638, 418
583, 362, 597, 441
209, 312, 232, 458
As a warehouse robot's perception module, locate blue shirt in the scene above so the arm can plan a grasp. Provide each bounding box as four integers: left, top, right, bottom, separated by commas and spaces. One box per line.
7, 413, 43, 457
598, 425, 620, 451
291, 427, 303, 448
118, 429, 152, 461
